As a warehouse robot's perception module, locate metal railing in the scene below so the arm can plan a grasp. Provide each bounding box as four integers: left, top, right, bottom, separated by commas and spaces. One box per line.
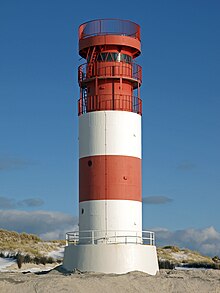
78, 62, 142, 84
78, 95, 142, 116
79, 19, 140, 41
66, 230, 155, 246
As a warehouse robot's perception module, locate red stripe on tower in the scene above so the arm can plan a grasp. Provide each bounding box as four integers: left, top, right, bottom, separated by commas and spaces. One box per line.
79, 155, 141, 202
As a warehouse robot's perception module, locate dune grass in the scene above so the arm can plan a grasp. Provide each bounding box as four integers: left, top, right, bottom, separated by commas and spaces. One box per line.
0, 229, 64, 258
1, 229, 219, 269
157, 246, 220, 269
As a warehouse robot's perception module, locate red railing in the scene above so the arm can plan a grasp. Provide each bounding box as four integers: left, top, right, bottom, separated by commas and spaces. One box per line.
78, 63, 142, 84
78, 95, 142, 116
79, 19, 140, 41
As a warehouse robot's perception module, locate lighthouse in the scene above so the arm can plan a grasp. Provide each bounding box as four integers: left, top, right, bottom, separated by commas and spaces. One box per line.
63, 19, 159, 275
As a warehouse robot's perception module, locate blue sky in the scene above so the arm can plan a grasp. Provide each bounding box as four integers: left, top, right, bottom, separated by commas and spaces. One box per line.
0, 0, 220, 254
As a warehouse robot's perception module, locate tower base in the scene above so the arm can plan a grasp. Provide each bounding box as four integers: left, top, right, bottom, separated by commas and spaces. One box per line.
63, 244, 159, 275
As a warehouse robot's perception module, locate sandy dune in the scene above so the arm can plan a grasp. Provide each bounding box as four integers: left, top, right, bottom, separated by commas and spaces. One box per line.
0, 267, 219, 293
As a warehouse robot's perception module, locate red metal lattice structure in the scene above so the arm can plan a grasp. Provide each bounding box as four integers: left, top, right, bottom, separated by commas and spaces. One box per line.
78, 18, 142, 116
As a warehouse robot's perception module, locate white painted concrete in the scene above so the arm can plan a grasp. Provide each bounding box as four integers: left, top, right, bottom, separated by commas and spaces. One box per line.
63, 244, 159, 275
79, 200, 142, 237
79, 111, 141, 159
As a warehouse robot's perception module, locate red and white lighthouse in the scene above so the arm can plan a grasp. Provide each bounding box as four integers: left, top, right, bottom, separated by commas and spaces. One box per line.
63, 19, 159, 275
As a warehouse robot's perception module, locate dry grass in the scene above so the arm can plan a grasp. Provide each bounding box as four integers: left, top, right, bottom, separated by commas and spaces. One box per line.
157, 246, 217, 268
1, 229, 219, 269
0, 229, 64, 258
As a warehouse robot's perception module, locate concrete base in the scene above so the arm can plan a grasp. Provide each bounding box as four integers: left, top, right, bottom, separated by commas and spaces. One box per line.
63, 244, 159, 275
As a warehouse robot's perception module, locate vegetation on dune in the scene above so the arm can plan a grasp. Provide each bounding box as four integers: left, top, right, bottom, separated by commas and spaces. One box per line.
0, 229, 41, 242
15, 253, 59, 268
0, 229, 219, 270
157, 246, 220, 270
0, 229, 64, 260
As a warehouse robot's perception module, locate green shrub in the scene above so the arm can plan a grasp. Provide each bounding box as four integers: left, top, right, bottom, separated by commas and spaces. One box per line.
159, 260, 175, 269
182, 262, 218, 269
212, 256, 220, 263
34, 257, 40, 265
24, 254, 32, 263
40, 256, 47, 265
162, 246, 180, 252
16, 253, 24, 269
47, 257, 55, 264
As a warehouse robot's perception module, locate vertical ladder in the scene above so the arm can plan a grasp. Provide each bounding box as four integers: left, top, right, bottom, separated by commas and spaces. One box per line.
82, 88, 87, 114
87, 46, 97, 78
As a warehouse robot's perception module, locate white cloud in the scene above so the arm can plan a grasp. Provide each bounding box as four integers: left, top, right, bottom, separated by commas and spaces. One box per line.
0, 196, 44, 209
151, 226, 220, 256
18, 198, 44, 207
0, 196, 16, 209
0, 210, 78, 240
177, 161, 196, 171
1, 209, 219, 256
0, 157, 32, 171
143, 196, 173, 205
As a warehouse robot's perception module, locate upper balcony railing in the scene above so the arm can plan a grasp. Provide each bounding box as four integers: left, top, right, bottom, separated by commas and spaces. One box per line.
79, 19, 140, 41
78, 62, 142, 84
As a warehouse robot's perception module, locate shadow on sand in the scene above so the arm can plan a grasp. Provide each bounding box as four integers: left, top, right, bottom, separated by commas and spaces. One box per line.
31, 265, 81, 276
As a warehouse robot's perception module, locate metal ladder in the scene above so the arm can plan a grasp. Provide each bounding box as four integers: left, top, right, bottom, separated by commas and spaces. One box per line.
87, 46, 97, 78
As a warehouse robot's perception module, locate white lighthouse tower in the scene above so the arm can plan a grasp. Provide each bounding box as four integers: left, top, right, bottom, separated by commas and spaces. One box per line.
63, 19, 159, 275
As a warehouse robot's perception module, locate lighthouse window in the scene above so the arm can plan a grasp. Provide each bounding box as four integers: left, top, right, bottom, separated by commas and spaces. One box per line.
119, 54, 132, 63
81, 208, 84, 214
101, 52, 107, 61
112, 53, 118, 60
107, 52, 113, 61
97, 54, 102, 61
116, 53, 132, 63
88, 160, 92, 167
96, 52, 132, 63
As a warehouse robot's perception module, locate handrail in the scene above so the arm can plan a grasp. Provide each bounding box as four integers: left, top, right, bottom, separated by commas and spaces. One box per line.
79, 19, 140, 41
66, 230, 155, 246
78, 62, 142, 84
78, 95, 142, 116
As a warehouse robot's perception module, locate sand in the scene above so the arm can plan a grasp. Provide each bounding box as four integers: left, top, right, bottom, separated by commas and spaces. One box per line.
0, 266, 220, 293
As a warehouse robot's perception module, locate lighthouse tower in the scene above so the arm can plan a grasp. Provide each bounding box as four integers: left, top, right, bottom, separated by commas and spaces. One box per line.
63, 19, 159, 275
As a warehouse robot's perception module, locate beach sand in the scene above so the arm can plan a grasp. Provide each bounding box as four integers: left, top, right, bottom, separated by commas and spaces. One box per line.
0, 266, 219, 293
